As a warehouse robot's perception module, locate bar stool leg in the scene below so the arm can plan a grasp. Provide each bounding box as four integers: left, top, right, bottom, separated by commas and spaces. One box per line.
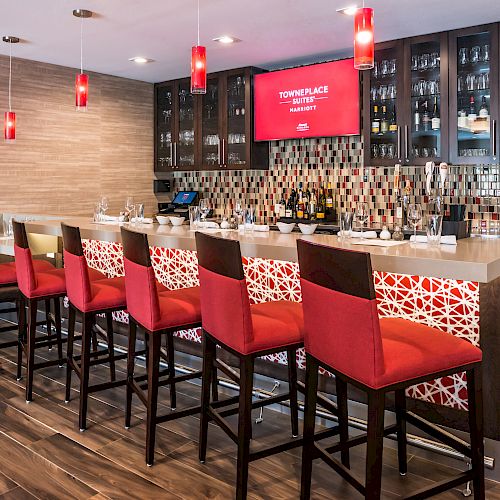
287, 348, 299, 438
125, 318, 137, 429
26, 300, 38, 402
300, 353, 319, 500
91, 323, 98, 353
16, 297, 26, 381
395, 389, 407, 476
146, 331, 161, 466
106, 313, 116, 382
65, 305, 76, 403
467, 366, 485, 499
336, 376, 350, 468
199, 333, 216, 463
236, 356, 254, 500
53, 298, 63, 367
211, 357, 219, 403
79, 313, 93, 431
365, 390, 385, 500
44, 299, 52, 350
166, 333, 176, 410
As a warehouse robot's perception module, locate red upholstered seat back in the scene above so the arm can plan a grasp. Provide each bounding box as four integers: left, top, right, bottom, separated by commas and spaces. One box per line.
195, 232, 253, 353
121, 227, 160, 330
12, 220, 36, 296
61, 224, 92, 310
297, 240, 385, 387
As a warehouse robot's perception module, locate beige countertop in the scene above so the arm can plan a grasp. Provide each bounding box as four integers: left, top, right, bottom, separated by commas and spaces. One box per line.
20, 217, 500, 284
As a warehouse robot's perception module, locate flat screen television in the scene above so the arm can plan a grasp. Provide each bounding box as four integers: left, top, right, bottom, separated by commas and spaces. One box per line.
254, 59, 360, 141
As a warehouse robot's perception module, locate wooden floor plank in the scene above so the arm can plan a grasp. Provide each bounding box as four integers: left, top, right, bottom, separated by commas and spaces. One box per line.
0, 486, 38, 500
29, 433, 176, 500
0, 472, 18, 497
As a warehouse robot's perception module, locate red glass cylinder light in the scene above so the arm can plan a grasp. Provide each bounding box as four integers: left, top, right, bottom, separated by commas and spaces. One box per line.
354, 7, 374, 70
75, 73, 89, 110
4, 111, 16, 141
191, 45, 207, 94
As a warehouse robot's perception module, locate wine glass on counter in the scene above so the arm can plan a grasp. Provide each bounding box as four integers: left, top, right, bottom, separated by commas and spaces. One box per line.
234, 200, 244, 226
100, 196, 109, 220
199, 199, 210, 222
125, 196, 135, 221
408, 203, 423, 241
355, 201, 369, 240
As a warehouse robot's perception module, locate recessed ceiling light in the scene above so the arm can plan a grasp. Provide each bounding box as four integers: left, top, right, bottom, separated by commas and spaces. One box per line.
129, 57, 154, 64
336, 5, 359, 15
213, 35, 241, 44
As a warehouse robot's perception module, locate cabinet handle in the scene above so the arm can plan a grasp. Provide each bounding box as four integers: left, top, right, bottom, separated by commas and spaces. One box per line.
173, 142, 177, 168
169, 143, 173, 168
222, 139, 225, 167
397, 126, 401, 160
404, 126, 409, 161
493, 119, 497, 158
217, 139, 221, 165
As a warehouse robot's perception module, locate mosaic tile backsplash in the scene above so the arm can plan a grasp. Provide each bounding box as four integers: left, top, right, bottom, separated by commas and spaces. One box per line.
171, 136, 500, 226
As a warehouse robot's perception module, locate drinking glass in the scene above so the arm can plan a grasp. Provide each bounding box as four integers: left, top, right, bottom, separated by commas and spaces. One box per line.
244, 206, 255, 232
426, 215, 443, 246
418, 53, 429, 71
411, 55, 418, 71
355, 202, 369, 239
234, 200, 244, 225
2, 216, 13, 237
430, 52, 440, 69
482, 44, 490, 62
100, 196, 109, 219
189, 206, 201, 230
93, 202, 101, 223
459, 47, 469, 65
125, 196, 134, 213
136, 203, 145, 223
470, 46, 481, 64
407, 203, 422, 240
339, 212, 354, 240
371, 144, 379, 159
199, 199, 210, 221
380, 60, 389, 76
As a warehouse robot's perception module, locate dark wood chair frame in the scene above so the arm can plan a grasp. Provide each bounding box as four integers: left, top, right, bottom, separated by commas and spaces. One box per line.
300, 356, 484, 500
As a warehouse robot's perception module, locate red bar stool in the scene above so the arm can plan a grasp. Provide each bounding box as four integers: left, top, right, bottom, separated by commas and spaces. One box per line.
297, 240, 485, 500
12, 220, 68, 402
61, 223, 129, 431
195, 232, 304, 500
121, 226, 203, 466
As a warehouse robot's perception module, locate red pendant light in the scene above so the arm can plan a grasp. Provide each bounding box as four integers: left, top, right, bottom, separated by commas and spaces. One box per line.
73, 9, 93, 111
191, 0, 207, 94
3, 36, 19, 142
354, 7, 374, 70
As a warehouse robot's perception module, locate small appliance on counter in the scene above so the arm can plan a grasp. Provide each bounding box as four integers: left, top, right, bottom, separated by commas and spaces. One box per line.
157, 191, 200, 219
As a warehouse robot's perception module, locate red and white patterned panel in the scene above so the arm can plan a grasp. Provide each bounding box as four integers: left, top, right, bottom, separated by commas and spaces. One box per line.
81, 241, 479, 410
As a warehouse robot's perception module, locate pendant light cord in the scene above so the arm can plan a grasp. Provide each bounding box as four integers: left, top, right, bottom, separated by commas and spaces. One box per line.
197, 0, 200, 46
8, 41, 12, 112
80, 15, 84, 74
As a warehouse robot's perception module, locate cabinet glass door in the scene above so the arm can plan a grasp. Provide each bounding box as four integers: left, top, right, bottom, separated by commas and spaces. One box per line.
176, 80, 195, 168
201, 79, 220, 168
455, 30, 493, 161
156, 84, 174, 170
409, 39, 444, 162
226, 73, 247, 167
368, 46, 400, 164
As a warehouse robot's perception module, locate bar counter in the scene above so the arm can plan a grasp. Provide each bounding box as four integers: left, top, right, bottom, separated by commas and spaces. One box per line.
17, 217, 500, 447
23, 217, 500, 282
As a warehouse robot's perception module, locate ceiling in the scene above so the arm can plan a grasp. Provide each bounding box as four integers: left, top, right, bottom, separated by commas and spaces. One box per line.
2, 0, 500, 83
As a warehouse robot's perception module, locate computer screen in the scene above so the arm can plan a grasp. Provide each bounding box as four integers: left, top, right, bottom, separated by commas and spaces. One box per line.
172, 191, 198, 205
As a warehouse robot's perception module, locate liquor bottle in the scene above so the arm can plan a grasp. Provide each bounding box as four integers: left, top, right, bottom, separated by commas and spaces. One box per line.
316, 187, 326, 220
296, 188, 304, 219
414, 100, 421, 132
309, 188, 317, 219
479, 96, 489, 118
380, 106, 389, 134
422, 100, 431, 132
303, 197, 309, 220
431, 97, 440, 130
279, 192, 286, 218
468, 96, 477, 123
274, 196, 283, 220
325, 182, 334, 220
371, 105, 380, 134
458, 98, 468, 129
389, 108, 398, 133
285, 192, 293, 218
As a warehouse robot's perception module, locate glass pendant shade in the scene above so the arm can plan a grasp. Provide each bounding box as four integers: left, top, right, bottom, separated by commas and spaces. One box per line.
354, 7, 374, 70
191, 45, 207, 94
75, 73, 89, 110
4, 111, 15, 141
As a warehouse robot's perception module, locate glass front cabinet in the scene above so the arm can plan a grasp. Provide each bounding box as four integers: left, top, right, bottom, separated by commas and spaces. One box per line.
363, 23, 500, 166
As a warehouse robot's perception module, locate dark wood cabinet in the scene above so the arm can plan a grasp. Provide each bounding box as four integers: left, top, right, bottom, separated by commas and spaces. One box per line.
448, 23, 499, 165
155, 67, 268, 172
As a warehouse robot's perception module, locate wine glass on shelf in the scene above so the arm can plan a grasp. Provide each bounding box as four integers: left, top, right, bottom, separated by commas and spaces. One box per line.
407, 204, 422, 241
355, 201, 369, 239
199, 199, 210, 222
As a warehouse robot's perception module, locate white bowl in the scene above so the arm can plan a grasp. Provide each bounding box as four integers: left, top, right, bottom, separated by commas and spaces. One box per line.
277, 222, 296, 234
298, 223, 318, 235
156, 215, 170, 225
169, 216, 185, 226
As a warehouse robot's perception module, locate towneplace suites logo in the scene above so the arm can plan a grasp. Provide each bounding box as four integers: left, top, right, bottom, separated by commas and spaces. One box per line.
278, 85, 330, 132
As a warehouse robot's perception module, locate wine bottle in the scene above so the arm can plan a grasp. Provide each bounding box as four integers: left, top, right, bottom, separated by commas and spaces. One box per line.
371, 105, 380, 134
431, 97, 441, 130
380, 106, 389, 133
279, 192, 286, 218
468, 96, 477, 122
326, 182, 334, 220
316, 187, 326, 220
422, 100, 431, 132
285, 191, 293, 218
389, 108, 398, 133
296, 186, 304, 219
414, 100, 421, 132
479, 96, 489, 118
